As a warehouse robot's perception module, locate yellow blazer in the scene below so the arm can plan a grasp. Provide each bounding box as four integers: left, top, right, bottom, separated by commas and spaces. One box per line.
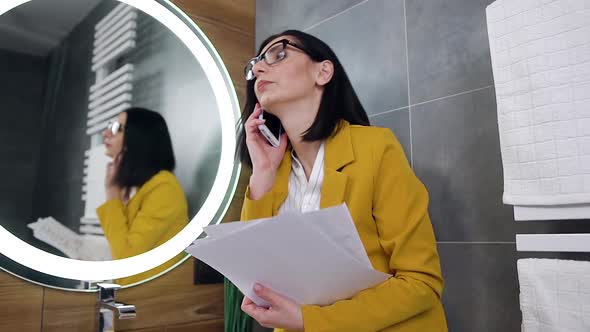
97, 170, 189, 285
241, 121, 448, 332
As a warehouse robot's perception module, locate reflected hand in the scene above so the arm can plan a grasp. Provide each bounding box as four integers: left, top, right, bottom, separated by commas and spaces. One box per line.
241, 283, 303, 330
105, 153, 123, 200
245, 103, 288, 199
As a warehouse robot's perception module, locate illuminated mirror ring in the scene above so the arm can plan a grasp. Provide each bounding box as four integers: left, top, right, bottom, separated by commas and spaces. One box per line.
0, 0, 241, 282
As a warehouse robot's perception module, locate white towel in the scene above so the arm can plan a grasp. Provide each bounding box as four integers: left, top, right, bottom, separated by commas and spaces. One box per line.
486, 0, 590, 206
518, 258, 590, 331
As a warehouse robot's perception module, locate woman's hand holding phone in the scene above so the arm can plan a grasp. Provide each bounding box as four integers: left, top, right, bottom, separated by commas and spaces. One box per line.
245, 103, 288, 200
105, 153, 123, 201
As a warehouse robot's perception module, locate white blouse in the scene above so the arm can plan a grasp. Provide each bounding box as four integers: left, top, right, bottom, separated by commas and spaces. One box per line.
278, 142, 325, 214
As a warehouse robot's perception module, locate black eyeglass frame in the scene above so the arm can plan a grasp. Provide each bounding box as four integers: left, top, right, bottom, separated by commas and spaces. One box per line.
244, 39, 309, 81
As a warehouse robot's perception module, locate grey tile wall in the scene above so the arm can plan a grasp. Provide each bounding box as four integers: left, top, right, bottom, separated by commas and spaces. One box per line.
405, 0, 496, 104
307, 0, 408, 115
0, 49, 47, 245
411, 86, 515, 242
255, 0, 366, 48
32, 0, 117, 231
438, 243, 521, 332
370, 108, 411, 161
254, 0, 590, 331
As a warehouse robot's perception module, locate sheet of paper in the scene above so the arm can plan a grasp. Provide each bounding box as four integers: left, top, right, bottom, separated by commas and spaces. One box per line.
201, 205, 370, 267
186, 204, 390, 307
28, 217, 83, 258
201, 218, 267, 239
298, 204, 372, 267
27, 217, 113, 260
78, 234, 112, 261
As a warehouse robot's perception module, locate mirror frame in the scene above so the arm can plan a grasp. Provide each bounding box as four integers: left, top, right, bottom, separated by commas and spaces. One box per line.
0, 0, 242, 288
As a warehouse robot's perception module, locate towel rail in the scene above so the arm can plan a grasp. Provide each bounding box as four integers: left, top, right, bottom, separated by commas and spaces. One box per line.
516, 233, 590, 252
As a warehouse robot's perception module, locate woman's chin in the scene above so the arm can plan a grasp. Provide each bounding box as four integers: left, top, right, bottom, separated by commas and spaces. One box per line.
258, 93, 276, 108
258, 93, 293, 113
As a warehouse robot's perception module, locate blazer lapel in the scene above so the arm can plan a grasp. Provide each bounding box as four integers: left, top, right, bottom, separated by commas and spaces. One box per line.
320, 121, 355, 209
269, 121, 356, 213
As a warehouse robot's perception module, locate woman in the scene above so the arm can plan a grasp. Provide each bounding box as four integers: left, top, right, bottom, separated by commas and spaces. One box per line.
97, 107, 188, 285
235, 30, 448, 331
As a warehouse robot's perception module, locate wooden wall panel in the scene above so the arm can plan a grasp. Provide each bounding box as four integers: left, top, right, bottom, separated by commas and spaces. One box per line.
0, 0, 254, 330
42, 286, 97, 332
116, 261, 224, 330
174, 0, 255, 110
173, 0, 254, 33
195, 19, 250, 108
40, 260, 225, 332
0, 271, 43, 332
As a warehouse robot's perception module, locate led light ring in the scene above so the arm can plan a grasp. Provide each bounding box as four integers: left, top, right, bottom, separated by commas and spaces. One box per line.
0, 0, 240, 281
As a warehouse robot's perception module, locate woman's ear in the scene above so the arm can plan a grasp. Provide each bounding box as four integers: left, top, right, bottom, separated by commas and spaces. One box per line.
316, 60, 334, 86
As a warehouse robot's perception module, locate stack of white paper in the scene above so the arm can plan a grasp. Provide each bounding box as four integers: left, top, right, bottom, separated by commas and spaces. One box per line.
27, 217, 112, 261
185, 204, 390, 307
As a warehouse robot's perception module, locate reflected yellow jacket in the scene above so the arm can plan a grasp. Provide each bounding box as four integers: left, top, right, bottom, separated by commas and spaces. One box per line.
241, 121, 448, 332
97, 170, 188, 285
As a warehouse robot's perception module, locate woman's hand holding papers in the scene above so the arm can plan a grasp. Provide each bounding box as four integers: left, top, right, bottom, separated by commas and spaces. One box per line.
241, 283, 304, 330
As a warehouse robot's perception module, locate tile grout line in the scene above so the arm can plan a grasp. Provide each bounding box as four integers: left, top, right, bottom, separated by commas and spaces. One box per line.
368, 83, 496, 120
402, 0, 413, 167
303, 0, 371, 32
412, 85, 495, 109
369, 106, 409, 118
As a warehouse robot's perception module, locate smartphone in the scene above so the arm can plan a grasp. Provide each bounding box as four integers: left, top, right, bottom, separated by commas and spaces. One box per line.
258, 111, 282, 148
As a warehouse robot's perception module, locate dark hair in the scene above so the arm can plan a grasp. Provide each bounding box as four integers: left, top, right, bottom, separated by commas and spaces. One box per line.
236, 30, 370, 167
115, 107, 176, 188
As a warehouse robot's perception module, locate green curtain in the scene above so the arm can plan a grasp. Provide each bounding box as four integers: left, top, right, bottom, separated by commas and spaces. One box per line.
224, 278, 253, 332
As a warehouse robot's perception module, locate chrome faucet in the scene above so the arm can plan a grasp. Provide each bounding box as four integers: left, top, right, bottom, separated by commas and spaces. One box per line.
97, 283, 136, 332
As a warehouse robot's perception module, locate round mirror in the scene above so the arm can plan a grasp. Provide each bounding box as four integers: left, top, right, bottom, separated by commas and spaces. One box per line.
0, 0, 241, 290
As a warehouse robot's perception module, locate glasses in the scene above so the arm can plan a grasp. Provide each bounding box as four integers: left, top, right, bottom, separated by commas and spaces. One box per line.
244, 39, 308, 81
106, 120, 124, 135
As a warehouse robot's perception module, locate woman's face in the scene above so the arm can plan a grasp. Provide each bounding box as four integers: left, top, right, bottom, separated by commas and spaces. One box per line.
102, 112, 127, 158
252, 36, 320, 111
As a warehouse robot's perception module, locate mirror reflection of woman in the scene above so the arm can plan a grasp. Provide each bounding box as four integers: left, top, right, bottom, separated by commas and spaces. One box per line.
236, 30, 447, 331
98, 107, 188, 285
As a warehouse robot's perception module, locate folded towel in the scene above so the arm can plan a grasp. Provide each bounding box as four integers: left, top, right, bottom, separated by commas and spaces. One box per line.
518, 258, 590, 331
486, 0, 590, 206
